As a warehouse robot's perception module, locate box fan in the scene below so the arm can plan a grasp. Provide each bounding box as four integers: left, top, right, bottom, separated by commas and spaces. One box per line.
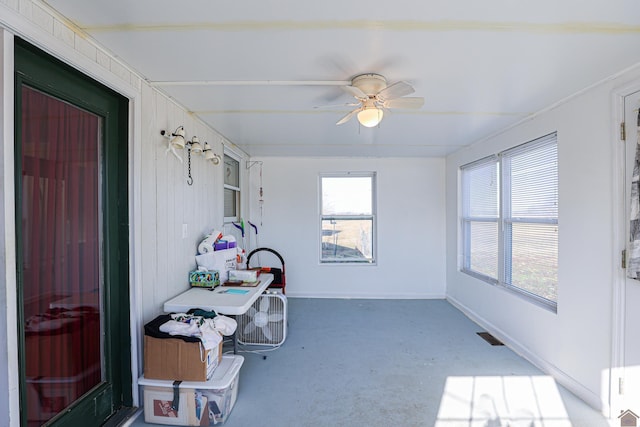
236, 292, 287, 346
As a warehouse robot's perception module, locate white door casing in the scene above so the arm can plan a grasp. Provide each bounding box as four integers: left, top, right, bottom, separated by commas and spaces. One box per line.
621, 89, 640, 415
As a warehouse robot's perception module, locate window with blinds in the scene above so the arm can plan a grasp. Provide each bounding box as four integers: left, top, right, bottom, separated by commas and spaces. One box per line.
461, 132, 558, 308
461, 157, 499, 281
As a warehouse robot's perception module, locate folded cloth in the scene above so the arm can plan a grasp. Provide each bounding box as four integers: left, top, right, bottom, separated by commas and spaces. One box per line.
213, 315, 237, 336
144, 314, 200, 343
159, 319, 200, 337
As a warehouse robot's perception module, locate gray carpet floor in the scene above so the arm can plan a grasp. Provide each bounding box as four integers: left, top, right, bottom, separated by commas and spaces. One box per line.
125, 298, 610, 427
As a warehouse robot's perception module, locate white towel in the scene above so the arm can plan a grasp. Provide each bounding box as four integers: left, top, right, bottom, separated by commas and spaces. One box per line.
213, 315, 237, 336
199, 319, 223, 350
159, 320, 199, 337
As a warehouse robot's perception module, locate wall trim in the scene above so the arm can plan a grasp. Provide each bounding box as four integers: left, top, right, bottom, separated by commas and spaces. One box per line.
286, 292, 446, 299
0, 28, 20, 427
609, 77, 640, 418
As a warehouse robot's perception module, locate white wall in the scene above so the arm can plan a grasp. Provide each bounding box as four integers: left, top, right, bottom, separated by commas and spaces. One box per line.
138, 86, 246, 322
445, 66, 640, 412
247, 157, 446, 298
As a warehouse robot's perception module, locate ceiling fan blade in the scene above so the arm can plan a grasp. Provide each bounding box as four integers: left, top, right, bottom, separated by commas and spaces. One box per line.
336, 108, 361, 125
313, 102, 360, 109
342, 85, 368, 100
376, 81, 415, 101
382, 97, 424, 109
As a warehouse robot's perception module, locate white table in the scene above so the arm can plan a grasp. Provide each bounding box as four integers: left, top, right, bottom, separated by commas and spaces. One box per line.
163, 274, 273, 315
164, 274, 273, 353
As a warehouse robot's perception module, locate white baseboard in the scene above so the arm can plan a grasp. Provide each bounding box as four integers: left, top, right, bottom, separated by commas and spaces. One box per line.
447, 295, 608, 415
284, 292, 446, 299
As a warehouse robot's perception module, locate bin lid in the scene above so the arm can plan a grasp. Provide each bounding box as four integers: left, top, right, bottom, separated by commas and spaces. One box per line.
138, 355, 244, 389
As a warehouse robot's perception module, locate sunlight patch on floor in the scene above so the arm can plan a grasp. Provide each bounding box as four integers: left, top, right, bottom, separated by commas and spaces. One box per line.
435, 375, 572, 427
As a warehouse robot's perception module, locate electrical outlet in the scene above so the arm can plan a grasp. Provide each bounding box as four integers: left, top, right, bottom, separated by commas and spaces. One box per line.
182, 223, 188, 239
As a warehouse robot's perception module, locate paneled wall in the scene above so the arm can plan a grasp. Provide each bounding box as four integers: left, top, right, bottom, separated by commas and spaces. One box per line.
138, 85, 240, 322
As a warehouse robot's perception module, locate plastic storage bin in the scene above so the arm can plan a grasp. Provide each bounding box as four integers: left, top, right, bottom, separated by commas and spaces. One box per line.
139, 355, 244, 426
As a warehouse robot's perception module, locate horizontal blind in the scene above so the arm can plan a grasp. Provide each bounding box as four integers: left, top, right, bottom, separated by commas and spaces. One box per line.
461, 156, 499, 280
502, 132, 558, 304
503, 133, 558, 219
461, 156, 499, 218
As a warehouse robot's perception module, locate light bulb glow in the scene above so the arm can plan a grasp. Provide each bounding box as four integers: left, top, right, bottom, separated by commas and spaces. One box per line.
357, 107, 383, 127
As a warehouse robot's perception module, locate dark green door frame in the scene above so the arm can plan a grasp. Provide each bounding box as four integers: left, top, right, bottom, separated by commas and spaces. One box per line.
14, 38, 132, 426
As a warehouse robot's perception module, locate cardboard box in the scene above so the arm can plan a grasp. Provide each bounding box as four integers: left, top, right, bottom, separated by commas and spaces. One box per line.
143, 386, 209, 426
144, 335, 222, 382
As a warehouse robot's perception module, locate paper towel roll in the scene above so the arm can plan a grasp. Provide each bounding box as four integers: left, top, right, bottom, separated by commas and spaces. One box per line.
198, 236, 215, 254
198, 230, 222, 254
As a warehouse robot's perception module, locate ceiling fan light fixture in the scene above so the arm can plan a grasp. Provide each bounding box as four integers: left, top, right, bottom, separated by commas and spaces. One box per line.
357, 107, 383, 128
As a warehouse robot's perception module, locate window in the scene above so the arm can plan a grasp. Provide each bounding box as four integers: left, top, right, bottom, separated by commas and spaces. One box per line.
224, 154, 240, 222
461, 133, 558, 308
461, 157, 500, 281
320, 173, 376, 263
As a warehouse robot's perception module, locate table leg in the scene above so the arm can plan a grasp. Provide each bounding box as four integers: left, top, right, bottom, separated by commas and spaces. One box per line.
232, 315, 237, 354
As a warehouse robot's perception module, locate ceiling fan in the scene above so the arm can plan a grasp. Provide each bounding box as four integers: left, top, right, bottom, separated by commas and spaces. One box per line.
334, 73, 424, 127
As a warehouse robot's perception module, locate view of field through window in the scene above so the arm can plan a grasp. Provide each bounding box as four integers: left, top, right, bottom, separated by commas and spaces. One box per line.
321, 175, 374, 263
462, 134, 558, 305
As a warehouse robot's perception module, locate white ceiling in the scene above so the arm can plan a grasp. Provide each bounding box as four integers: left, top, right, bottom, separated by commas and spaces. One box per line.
44, 0, 640, 157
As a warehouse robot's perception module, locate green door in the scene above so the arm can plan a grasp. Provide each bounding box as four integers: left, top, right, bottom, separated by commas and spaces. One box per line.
14, 39, 131, 426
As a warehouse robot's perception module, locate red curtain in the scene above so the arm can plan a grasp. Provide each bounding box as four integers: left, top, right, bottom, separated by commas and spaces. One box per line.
20, 85, 102, 424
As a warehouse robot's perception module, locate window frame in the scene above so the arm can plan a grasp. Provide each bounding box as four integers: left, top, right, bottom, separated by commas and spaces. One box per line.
319, 172, 377, 265
460, 132, 558, 310
223, 152, 241, 224
460, 156, 500, 284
